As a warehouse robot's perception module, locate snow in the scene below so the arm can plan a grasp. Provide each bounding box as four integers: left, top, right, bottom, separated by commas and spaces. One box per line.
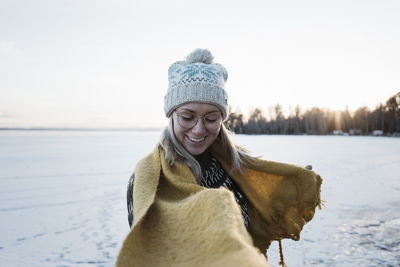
0, 131, 399, 266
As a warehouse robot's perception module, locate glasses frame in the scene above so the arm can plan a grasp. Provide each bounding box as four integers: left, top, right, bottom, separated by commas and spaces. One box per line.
174, 110, 223, 131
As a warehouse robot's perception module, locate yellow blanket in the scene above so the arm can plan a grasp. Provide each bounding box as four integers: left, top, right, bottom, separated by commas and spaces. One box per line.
117, 145, 322, 266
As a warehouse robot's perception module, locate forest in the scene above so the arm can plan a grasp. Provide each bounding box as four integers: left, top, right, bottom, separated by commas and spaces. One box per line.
224, 92, 400, 136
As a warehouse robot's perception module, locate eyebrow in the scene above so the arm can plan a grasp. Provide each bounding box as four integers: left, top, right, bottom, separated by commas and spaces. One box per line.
177, 108, 220, 115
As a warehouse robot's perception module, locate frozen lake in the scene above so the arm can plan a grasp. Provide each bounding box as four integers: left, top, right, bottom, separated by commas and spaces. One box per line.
0, 131, 399, 267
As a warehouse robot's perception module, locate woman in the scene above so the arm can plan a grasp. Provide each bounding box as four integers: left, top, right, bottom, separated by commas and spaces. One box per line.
117, 49, 322, 267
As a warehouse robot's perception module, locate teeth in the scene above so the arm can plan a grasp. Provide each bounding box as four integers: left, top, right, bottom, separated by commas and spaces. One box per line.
188, 136, 206, 142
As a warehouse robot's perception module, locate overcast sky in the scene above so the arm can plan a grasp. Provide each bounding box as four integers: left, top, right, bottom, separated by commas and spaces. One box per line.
1, 0, 399, 128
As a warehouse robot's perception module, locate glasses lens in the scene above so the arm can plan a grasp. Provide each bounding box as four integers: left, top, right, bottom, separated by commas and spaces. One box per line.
204, 113, 222, 130
177, 115, 195, 129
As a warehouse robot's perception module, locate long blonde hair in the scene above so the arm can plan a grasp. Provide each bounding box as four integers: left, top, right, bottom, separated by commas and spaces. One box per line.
159, 117, 257, 183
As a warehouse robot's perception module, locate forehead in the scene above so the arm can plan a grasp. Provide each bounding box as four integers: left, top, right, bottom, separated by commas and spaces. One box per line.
176, 102, 220, 113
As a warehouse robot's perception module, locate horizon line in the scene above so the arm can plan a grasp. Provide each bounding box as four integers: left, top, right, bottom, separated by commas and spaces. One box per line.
0, 127, 164, 132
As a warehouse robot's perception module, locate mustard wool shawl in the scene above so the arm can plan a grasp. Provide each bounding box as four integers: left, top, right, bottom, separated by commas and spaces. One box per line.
117, 145, 322, 267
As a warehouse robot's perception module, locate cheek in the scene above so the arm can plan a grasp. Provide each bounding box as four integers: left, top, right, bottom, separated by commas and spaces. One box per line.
208, 128, 220, 143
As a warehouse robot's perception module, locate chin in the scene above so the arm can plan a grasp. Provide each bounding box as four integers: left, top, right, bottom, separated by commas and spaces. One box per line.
185, 144, 208, 156
187, 147, 206, 156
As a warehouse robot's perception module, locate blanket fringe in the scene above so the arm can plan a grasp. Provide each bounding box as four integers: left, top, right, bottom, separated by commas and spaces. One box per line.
278, 239, 287, 267
318, 199, 327, 209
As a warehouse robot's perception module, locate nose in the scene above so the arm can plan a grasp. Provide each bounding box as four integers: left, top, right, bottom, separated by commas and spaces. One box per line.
191, 118, 207, 135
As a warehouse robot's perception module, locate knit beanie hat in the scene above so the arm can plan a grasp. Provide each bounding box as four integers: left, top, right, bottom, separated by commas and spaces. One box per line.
164, 48, 228, 119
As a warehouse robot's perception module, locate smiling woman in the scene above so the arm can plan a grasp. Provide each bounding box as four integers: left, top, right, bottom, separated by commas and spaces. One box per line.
117, 49, 323, 267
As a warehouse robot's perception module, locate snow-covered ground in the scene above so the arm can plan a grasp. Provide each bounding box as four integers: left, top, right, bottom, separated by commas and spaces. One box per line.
0, 131, 399, 267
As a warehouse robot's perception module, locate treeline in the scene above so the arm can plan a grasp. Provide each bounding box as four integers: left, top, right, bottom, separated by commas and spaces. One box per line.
224, 92, 400, 136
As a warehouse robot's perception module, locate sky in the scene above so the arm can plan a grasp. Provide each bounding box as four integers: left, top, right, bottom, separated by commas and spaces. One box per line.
1, 0, 399, 128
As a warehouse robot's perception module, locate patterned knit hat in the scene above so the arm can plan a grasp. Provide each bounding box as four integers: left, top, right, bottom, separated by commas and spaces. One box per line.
164, 48, 228, 119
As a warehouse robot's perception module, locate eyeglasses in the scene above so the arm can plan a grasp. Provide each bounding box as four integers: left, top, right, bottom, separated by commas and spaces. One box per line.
174, 110, 222, 131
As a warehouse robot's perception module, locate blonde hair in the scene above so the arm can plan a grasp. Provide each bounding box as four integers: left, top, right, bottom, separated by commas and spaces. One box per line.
159, 117, 257, 183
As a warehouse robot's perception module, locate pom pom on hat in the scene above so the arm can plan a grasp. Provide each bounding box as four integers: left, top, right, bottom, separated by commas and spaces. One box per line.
185, 48, 214, 64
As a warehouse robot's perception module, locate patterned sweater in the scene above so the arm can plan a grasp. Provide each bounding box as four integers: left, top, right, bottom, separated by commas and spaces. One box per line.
195, 151, 250, 229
